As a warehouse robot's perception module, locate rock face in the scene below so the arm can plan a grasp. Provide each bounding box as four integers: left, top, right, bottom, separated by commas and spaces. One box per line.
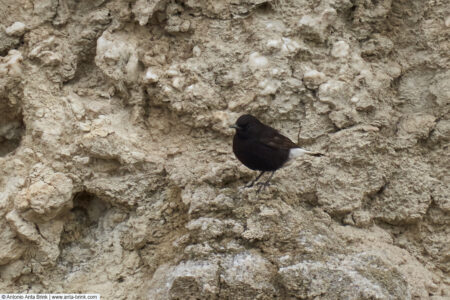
0, 0, 448, 299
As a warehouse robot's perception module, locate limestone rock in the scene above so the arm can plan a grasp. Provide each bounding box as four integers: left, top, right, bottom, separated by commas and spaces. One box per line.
220, 252, 276, 299
0, 220, 25, 265
5, 22, 26, 37
279, 253, 410, 299
16, 172, 73, 222
303, 69, 327, 89
147, 260, 220, 299
331, 40, 350, 58
0, 0, 448, 298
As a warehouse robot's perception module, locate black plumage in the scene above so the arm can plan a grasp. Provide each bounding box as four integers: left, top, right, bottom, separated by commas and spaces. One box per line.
230, 114, 322, 192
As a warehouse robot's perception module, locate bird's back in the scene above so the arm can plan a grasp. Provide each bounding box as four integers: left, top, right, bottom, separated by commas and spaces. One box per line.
257, 124, 299, 150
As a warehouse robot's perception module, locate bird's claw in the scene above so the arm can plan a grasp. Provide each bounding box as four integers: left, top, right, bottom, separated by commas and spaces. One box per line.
256, 182, 270, 194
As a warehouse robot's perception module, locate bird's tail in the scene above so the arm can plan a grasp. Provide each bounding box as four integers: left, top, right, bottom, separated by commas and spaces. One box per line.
289, 148, 325, 159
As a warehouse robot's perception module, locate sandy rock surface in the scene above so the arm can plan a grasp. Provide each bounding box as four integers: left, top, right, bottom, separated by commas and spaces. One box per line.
0, 0, 449, 299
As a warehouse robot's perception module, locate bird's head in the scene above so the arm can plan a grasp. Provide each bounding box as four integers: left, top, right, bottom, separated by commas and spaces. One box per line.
230, 114, 262, 139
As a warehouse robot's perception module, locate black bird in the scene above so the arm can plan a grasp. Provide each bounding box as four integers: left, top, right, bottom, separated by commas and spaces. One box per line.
230, 114, 322, 193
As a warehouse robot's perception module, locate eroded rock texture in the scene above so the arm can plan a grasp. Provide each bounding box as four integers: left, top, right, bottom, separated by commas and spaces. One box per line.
0, 0, 449, 299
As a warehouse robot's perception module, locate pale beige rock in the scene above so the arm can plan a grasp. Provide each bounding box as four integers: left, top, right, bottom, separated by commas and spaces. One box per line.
318, 79, 350, 108
132, 0, 165, 26
6, 210, 40, 242
143, 67, 160, 83
0, 220, 25, 265
396, 113, 437, 148
430, 70, 450, 107
0, 0, 448, 298
248, 52, 269, 71
0, 50, 23, 76
279, 253, 410, 299
303, 70, 326, 89
148, 260, 219, 299
221, 252, 276, 298
331, 40, 350, 58
5, 22, 26, 37
335, 225, 436, 299
186, 217, 244, 240
16, 172, 73, 222
297, 9, 337, 42
371, 162, 434, 225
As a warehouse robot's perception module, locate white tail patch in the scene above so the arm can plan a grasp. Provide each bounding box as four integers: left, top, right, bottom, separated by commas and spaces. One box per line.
288, 148, 311, 159
284, 148, 316, 167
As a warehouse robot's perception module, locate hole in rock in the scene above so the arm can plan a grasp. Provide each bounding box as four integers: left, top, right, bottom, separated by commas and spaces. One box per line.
59, 192, 110, 266
0, 98, 25, 156
257, 2, 273, 12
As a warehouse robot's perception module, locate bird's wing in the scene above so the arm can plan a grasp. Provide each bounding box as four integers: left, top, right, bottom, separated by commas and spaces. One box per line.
259, 129, 298, 150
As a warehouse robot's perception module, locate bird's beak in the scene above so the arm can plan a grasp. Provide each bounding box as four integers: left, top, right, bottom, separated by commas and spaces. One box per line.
229, 124, 240, 129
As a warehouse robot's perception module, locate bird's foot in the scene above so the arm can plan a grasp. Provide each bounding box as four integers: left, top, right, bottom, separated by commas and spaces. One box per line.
244, 171, 265, 189
256, 182, 271, 194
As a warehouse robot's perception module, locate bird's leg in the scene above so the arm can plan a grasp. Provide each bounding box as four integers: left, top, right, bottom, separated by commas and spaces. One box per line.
245, 171, 265, 188
256, 171, 275, 194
